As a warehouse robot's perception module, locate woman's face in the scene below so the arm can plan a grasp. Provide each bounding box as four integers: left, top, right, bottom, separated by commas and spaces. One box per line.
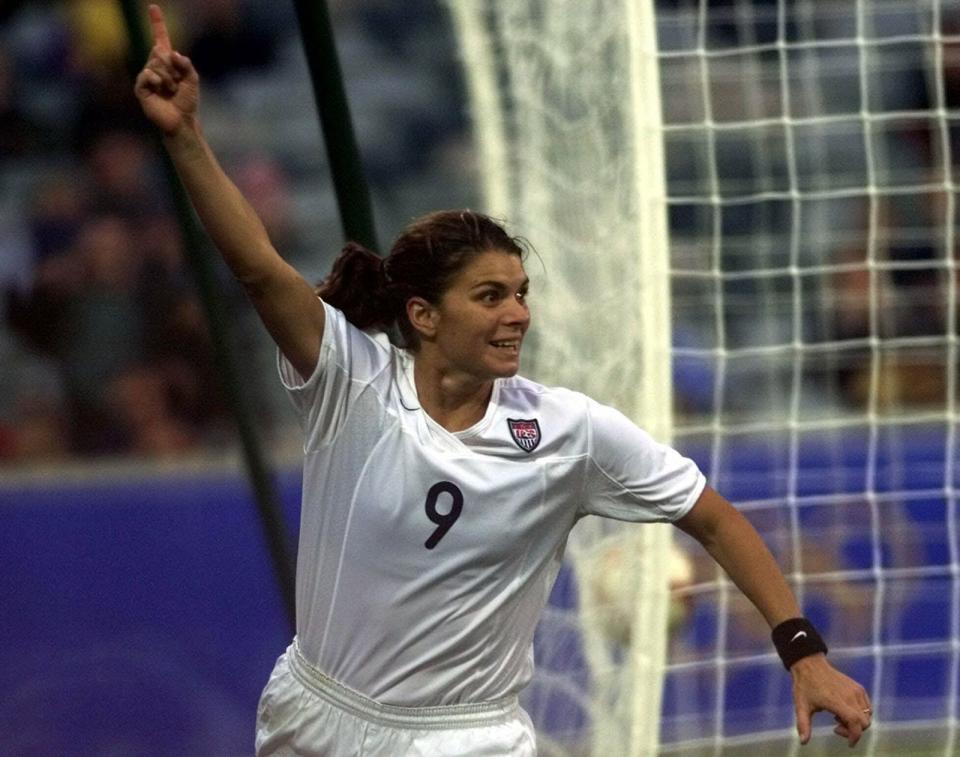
423, 249, 531, 380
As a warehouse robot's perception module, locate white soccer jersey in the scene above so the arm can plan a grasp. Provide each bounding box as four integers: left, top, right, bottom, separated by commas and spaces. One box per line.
278, 303, 706, 708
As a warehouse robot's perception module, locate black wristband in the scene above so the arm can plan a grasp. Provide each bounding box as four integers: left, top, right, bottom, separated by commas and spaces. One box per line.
771, 617, 828, 670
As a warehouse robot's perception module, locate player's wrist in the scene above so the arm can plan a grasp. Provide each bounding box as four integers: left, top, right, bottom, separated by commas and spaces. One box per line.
772, 617, 828, 671
161, 115, 203, 151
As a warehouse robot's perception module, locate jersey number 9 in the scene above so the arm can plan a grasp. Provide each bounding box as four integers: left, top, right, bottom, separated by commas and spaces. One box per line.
424, 481, 464, 549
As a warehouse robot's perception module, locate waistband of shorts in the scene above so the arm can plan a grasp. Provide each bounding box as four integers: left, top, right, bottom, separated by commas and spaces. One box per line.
287, 640, 520, 730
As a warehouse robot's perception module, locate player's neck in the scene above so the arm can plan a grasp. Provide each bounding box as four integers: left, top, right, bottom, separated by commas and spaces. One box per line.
413, 358, 494, 432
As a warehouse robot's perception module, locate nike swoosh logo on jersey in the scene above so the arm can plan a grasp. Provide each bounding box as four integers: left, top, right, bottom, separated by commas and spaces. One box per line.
791, 631, 808, 643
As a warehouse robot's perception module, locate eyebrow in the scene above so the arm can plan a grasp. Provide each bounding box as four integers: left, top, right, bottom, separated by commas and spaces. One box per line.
470, 277, 530, 291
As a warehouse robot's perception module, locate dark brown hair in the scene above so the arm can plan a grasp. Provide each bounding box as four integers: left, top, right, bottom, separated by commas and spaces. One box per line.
317, 210, 526, 348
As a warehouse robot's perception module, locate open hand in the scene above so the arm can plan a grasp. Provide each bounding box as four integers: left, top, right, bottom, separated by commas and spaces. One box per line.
134, 5, 199, 136
791, 654, 872, 747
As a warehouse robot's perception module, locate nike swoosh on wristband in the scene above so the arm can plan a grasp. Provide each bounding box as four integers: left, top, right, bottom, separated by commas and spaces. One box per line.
791, 631, 808, 643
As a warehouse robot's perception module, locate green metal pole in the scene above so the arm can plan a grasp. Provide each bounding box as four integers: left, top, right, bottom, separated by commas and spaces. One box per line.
117, 0, 296, 632
291, 0, 380, 252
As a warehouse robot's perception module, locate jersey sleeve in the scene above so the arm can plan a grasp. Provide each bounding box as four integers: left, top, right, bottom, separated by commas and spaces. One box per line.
581, 398, 706, 523
277, 301, 392, 449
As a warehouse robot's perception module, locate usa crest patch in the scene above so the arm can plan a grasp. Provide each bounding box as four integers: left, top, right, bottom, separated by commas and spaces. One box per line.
507, 418, 541, 453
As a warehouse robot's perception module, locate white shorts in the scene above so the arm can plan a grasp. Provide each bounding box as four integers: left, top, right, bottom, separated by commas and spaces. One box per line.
255, 641, 537, 756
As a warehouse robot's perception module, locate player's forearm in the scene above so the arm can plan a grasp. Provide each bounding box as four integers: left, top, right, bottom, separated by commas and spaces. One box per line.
677, 487, 801, 628
705, 512, 800, 627
162, 116, 279, 287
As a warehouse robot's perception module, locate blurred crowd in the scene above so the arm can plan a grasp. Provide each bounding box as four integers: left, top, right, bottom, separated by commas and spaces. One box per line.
0, 0, 472, 463
4, 0, 960, 464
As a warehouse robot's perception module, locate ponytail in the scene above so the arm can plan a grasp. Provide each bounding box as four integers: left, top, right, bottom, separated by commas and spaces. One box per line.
315, 242, 399, 332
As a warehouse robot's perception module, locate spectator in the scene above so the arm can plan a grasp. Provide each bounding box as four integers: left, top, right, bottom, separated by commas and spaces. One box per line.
0, 388, 70, 461
0, 46, 43, 159
26, 175, 89, 264
83, 128, 161, 221
107, 365, 196, 457
0, 358, 69, 462
233, 153, 302, 260
182, 0, 279, 83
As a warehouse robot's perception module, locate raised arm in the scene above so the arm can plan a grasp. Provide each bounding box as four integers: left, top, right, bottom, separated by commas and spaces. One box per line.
134, 4, 323, 380
675, 486, 872, 747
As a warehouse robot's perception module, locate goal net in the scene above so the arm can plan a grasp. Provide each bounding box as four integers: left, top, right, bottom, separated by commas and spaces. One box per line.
445, 0, 960, 755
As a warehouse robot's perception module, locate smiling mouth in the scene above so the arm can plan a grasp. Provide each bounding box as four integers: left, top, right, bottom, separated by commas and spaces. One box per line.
490, 340, 520, 353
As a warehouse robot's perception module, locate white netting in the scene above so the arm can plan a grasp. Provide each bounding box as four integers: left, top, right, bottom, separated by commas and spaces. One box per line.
448, 0, 960, 755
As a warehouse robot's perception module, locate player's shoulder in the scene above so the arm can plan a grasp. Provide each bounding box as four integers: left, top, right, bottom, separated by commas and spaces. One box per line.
323, 301, 396, 362
498, 374, 591, 418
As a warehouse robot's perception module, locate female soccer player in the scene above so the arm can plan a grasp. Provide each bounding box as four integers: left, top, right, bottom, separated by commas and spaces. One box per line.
135, 5, 872, 754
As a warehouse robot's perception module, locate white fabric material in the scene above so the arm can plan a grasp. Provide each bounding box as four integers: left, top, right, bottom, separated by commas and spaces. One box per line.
256, 643, 536, 757
276, 303, 705, 707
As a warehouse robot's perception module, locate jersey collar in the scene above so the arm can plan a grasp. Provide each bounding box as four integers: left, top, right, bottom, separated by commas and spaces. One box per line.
397, 349, 501, 443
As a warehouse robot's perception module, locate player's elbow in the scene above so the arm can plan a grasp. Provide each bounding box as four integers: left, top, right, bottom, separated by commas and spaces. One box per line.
673, 486, 727, 550
237, 254, 294, 299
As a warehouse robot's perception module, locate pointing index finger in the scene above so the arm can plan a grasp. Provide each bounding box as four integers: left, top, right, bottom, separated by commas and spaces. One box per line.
149, 4, 172, 52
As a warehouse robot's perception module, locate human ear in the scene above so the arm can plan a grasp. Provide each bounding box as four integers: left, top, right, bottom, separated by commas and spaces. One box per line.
407, 297, 438, 340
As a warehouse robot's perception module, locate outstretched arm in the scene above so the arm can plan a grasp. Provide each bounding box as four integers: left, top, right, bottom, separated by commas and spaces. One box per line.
675, 486, 872, 746
134, 4, 323, 380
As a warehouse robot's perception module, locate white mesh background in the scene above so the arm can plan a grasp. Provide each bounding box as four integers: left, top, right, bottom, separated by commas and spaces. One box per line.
447, 0, 960, 754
